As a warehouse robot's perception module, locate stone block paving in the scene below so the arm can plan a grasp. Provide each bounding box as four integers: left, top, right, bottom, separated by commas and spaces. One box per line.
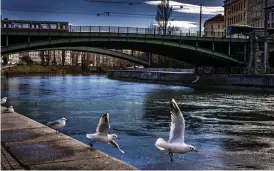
1, 107, 137, 170
1, 146, 25, 170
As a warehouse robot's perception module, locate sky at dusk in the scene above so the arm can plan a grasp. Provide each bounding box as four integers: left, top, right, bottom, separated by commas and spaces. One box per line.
1, 0, 224, 30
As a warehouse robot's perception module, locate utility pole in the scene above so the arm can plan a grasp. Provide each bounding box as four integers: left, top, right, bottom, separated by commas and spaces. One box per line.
199, 4, 202, 37
264, 0, 268, 73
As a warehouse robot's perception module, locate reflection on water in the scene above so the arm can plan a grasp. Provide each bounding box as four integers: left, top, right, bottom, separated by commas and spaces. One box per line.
2, 75, 274, 170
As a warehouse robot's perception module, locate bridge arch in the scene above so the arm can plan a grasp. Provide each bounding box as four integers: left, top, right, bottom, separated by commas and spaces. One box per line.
39, 47, 149, 66
2, 37, 244, 66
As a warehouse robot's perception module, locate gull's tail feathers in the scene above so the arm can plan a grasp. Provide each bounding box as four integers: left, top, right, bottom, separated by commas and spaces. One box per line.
86, 133, 96, 139
155, 137, 168, 150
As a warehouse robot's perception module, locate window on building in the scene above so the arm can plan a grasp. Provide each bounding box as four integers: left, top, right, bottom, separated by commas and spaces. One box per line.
40, 24, 49, 29
22, 24, 30, 28
218, 25, 220, 28
211, 24, 213, 29
50, 24, 57, 29
244, 12, 246, 19
244, 0, 246, 8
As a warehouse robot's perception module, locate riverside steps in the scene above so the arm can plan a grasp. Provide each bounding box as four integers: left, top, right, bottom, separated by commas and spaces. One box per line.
1, 107, 137, 170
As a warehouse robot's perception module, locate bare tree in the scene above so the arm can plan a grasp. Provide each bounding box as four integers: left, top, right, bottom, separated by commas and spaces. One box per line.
2, 55, 8, 65
75, 52, 79, 67
81, 52, 85, 72
46, 50, 50, 66
62, 50, 66, 66
155, 0, 173, 35
71, 51, 75, 66
39, 51, 45, 65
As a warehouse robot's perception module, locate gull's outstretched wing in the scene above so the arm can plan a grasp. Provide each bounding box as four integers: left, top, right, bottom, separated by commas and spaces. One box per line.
110, 140, 125, 153
96, 113, 110, 135
192, 76, 200, 83
168, 99, 185, 144
47, 120, 60, 127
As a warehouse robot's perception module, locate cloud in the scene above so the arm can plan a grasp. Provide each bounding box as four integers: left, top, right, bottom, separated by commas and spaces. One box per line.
153, 20, 197, 29
145, 1, 224, 15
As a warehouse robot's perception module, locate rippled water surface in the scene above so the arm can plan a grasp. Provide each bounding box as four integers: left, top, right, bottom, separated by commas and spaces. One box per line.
2, 75, 274, 170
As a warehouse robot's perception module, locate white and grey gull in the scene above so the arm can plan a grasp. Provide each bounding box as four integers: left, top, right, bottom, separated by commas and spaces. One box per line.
1, 97, 7, 105
155, 99, 197, 162
47, 117, 67, 133
86, 112, 124, 154
4, 106, 14, 113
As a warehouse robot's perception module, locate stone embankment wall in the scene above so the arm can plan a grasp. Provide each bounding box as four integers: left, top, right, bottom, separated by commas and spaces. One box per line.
108, 70, 274, 92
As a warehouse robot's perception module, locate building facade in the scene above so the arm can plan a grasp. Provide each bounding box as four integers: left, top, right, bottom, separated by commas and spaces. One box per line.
267, 0, 274, 28
247, 0, 265, 28
8, 53, 21, 64
204, 14, 225, 37
225, 0, 274, 28
224, 0, 248, 28
20, 51, 41, 64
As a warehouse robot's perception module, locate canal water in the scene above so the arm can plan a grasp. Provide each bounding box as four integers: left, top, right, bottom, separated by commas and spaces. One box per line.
2, 75, 274, 170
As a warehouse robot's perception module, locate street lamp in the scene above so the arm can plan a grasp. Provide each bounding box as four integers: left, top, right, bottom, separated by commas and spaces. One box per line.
172, 4, 203, 37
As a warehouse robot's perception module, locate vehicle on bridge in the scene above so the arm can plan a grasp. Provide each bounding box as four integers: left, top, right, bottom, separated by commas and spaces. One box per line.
227, 24, 274, 39
1, 18, 69, 32
226, 24, 252, 39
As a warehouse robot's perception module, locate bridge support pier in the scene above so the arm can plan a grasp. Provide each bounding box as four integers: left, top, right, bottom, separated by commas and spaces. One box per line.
212, 42, 215, 51
28, 36, 30, 43
244, 44, 246, 62
228, 43, 231, 56
6, 36, 8, 46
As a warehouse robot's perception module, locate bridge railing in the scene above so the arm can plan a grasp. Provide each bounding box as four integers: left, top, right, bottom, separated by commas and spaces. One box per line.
68, 25, 247, 39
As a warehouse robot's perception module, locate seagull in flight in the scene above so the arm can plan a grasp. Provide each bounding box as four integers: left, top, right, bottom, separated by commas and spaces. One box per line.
47, 117, 67, 133
155, 99, 197, 162
192, 76, 200, 84
4, 106, 14, 113
86, 112, 124, 154
1, 97, 7, 105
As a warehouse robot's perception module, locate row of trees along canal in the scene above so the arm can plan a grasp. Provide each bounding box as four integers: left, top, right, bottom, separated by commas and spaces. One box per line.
4, 50, 139, 73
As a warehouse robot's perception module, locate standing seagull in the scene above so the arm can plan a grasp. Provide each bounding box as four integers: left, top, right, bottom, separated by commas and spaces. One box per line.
47, 118, 67, 133
155, 99, 197, 162
86, 112, 124, 154
192, 76, 200, 84
1, 97, 7, 105
4, 106, 14, 113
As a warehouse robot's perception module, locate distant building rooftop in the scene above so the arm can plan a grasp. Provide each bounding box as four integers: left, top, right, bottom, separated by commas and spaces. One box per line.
204, 14, 224, 26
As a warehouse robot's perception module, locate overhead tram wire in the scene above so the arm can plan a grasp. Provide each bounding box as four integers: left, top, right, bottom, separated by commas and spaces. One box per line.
1, 8, 216, 20
2, 8, 268, 18
84, 0, 144, 5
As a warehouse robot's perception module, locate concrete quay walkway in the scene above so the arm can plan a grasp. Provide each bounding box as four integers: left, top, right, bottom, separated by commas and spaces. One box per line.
1, 107, 137, 170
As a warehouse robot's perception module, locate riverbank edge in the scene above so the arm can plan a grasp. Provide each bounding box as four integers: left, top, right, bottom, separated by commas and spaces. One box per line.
1, 72, 107, 78
108, 70, 274, 93
1, 107, 137, 170
1, 65, 110, 77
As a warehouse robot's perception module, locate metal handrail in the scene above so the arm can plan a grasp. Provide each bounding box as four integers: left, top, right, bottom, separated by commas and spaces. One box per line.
1, 25, 248, 39
67, 25, 246, 39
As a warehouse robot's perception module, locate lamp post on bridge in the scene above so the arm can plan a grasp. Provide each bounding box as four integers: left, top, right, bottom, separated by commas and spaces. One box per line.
264, 0, 269, 73
199, 4, 202, 38
171, 4, 203, 37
